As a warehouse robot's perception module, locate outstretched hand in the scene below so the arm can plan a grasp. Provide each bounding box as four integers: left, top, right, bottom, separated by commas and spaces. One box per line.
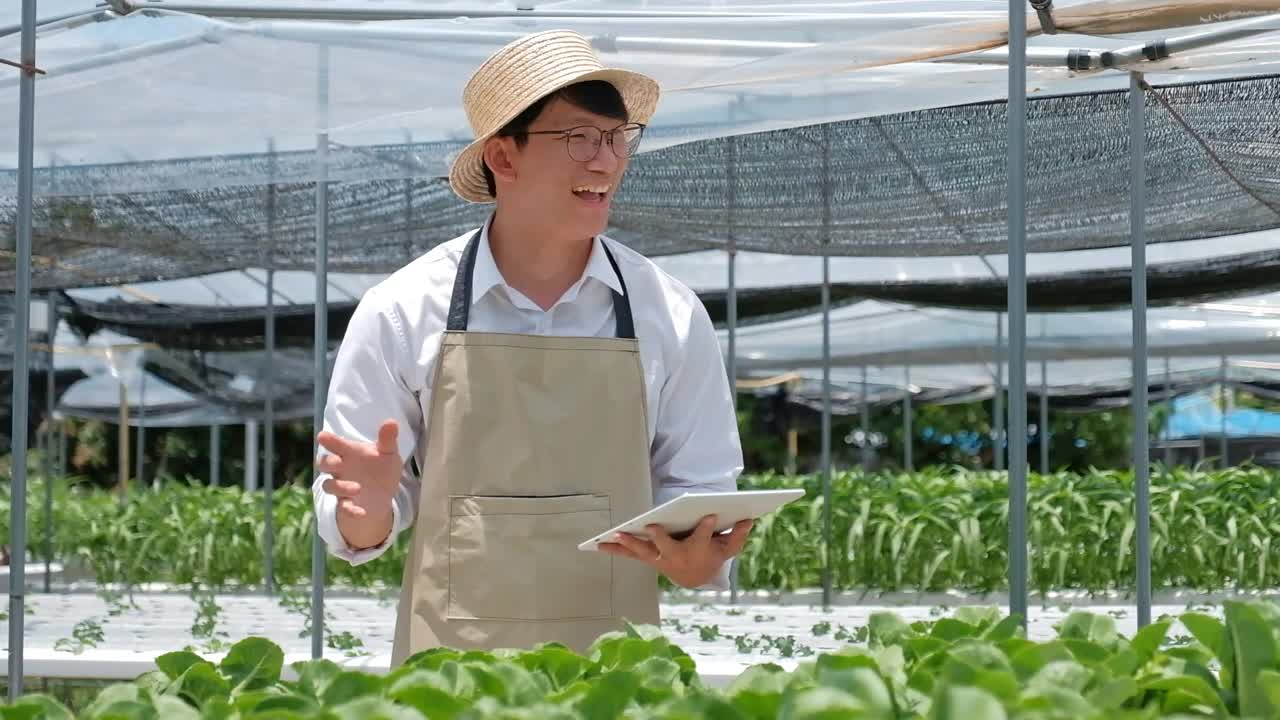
316, 419, 402, 522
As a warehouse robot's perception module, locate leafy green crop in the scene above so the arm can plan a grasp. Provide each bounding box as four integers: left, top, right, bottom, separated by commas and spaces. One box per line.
15, 602, 1280, 718
4, 465, 1280, 594
736, 465, 1280, 594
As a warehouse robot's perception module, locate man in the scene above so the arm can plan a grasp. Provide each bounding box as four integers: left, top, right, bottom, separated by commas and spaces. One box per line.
312, 29, 750, 665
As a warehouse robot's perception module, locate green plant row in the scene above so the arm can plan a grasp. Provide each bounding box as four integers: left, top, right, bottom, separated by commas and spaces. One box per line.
3, 465, 1280, 593
739, 465, 1280, 594
11, 601, 1280, 719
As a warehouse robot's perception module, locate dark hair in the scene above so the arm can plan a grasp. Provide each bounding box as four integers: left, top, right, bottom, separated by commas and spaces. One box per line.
482, 80, 628, 198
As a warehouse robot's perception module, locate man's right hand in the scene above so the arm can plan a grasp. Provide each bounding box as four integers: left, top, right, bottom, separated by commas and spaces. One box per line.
316, 418, 402, 549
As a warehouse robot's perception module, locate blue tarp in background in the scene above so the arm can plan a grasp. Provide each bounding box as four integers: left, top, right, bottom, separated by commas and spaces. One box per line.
1164, 391, 1280, 439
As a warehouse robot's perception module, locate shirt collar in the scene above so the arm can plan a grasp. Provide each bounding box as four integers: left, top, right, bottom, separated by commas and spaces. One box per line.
471, 216, 625, 308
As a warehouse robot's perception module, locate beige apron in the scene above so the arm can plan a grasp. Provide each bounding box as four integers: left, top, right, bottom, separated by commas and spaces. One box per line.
390, 228, 659, 665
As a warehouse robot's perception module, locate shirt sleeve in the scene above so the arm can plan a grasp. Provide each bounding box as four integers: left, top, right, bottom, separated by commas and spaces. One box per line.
650, 297, 744, 591
311, 286, 423, 566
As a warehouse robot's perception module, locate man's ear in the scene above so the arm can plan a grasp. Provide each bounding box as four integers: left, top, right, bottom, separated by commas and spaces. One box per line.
482, 137, 518, 188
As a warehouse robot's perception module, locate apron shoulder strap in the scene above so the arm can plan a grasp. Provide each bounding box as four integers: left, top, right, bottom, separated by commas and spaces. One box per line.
446, 227, 636, 340
602, 242, 636, 340
446, 229, 484, 333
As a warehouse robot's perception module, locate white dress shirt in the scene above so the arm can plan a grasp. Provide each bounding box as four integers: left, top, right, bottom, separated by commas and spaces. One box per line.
312, 217, 743, 590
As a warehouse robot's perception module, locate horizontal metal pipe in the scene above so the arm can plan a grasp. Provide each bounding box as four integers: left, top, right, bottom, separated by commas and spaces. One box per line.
939, 14, 1280, 71
248, 21, 814, 57
1103, 15, 1280, 68
0, 6, 108, 40
0, 30, 221, 90
937, 46, 1109, 70
115, 0, 842, 20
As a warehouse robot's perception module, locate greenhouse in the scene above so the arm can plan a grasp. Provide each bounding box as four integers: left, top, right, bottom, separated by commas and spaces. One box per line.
5, 0, 1280, 717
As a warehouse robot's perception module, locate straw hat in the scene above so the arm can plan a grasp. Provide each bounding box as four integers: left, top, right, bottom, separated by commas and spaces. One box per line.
448, 30, 661, 204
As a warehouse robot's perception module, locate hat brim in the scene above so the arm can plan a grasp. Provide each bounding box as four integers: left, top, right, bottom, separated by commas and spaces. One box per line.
447, 68, 660, 204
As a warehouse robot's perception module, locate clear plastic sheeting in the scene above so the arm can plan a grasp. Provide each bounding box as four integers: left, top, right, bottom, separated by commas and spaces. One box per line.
33, 226, 1280, 352
4, 2, 1280, 183
44, 315, 325, 425
57, 370, 221, 426
66, 269, 386, 307
57, 368, 314, 427
799, 356, 1280, 394
653, 229, 1280, 291
766, 356, 1280, 417
728, 292, 1280, 371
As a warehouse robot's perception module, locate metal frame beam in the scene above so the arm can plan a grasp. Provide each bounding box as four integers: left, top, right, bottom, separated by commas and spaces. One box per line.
311, 44, 330, 659
8, 0, 37, 697
1006, 0, 1030, 629
112, 1, 851, 20
939, 15, 1280, 71
1131, 71, 1152, 628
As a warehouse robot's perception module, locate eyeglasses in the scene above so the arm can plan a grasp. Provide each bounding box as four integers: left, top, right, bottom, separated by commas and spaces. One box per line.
523, 123, 646, 162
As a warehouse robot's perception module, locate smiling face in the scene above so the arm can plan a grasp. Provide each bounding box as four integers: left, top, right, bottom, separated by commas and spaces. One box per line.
481, 81, 632, 241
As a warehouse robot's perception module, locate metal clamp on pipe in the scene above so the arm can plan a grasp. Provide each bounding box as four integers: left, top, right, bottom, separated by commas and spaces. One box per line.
1029, 0, 1057, 34
0, 57, 44, 75
1066, 49, 1100, 72
1143, 40, 1171, 62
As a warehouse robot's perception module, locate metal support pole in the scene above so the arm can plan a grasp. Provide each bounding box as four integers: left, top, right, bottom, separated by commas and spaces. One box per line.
136, 370, 147, 488
244, 420, 259, 491
820, 255, 832, 604
264, 143, 277, 596
312, 45, 331, 659
995, 314, 1005, 471
404, 132, 414, 262
1219, 355, 1228, 467
1130, 71, 1151, 629
1039, 356, 1049, 475
264, 269, 276, 593
820, 126, 833, 607
211, 424, 222, 486
58, 417, 67, 482
44, 295, 57, 593
860, 366, 871, 471
119, 383, 129, 495
726, 244, 737, 412
8, 0, 37, 694
903, 365, 913, 472
1164, 354, 1174, 467
1007, 0, 1030, 628
726, 134, 740, 605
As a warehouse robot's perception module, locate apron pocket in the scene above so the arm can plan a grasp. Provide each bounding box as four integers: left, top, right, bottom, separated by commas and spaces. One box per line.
447, 494, 614, 622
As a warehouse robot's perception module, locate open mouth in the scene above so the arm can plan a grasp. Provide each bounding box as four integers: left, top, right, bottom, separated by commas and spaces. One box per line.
572, 183, 611, 206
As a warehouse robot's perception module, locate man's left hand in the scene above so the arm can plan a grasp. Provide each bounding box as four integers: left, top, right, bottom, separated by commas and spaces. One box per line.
598, 515, 753, 589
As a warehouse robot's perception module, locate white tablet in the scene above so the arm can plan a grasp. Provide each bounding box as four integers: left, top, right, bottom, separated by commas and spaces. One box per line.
577, 488, 805, 551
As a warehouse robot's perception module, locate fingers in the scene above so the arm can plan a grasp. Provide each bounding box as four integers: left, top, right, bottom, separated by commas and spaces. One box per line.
717, 519, 754, 558
318, 419, 399, 459
322, 477, 362, 498
692, 514, 718, 544
647, 522, 683, 559
597, 542, 641, 561
316, 453, 343, 477
337, 497, 367, 519
316, 430, 358, 458
375, 419, 399, 456
612, 532, 663, 564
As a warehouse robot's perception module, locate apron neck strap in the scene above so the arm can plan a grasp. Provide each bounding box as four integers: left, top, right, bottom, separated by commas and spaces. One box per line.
446, 227, 636, 340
